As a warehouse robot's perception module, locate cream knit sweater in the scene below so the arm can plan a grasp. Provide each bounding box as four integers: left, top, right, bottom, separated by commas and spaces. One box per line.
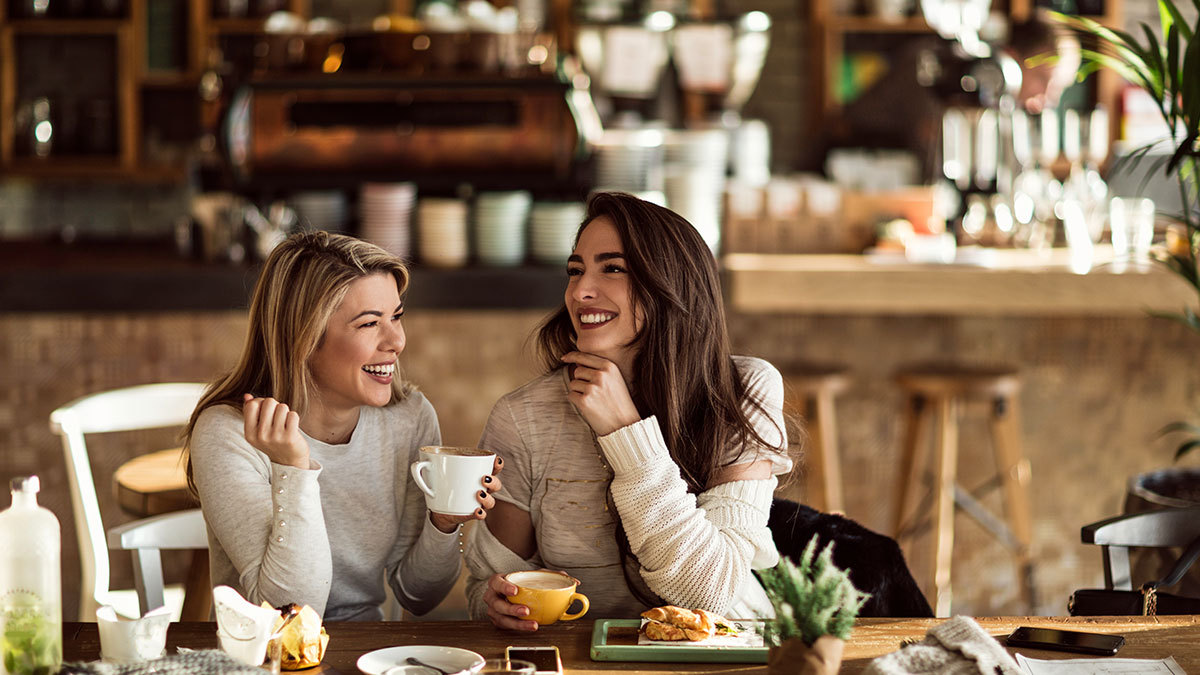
465, 356, 790, 620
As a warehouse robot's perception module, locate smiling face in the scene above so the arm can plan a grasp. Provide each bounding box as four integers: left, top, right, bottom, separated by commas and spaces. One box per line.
565, 216, 642, 370
308, 272, 405, 415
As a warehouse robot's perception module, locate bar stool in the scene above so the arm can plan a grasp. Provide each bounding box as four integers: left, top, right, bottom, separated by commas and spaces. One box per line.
781, 365, 850, 513
892, 365, 1034, 616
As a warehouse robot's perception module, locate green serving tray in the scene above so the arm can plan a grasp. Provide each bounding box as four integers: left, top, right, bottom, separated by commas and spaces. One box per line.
589, 619, 769, 663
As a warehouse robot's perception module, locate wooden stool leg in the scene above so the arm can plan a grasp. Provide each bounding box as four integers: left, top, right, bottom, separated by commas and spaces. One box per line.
893, 394, 927, 538
815, 389, 844, 514
802, 396, 829, 511
991, 394, 1035, 611
931, 395, 959, 618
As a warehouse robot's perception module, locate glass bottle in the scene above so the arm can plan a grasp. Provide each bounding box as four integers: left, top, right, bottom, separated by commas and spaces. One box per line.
0, 476, 62, 675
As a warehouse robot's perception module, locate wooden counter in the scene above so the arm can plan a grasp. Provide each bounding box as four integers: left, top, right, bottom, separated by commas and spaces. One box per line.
724, 249, 1198, 316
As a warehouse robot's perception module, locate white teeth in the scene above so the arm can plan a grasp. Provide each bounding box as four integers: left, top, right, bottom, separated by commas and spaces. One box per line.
362, 363, 395, 376
580, 312, 616, 325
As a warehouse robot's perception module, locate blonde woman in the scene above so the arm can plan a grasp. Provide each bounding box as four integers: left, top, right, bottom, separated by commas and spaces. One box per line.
185, 231, 501, 621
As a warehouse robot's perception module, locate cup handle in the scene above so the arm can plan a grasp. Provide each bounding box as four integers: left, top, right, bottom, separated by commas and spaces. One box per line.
559, 593, 589, 621
410, 461, 435, 498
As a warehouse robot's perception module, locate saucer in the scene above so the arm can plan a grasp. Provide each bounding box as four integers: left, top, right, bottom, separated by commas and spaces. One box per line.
357, 645, 485, 675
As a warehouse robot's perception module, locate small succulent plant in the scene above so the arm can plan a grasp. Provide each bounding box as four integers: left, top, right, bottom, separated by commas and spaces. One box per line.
758, 537, 870, 647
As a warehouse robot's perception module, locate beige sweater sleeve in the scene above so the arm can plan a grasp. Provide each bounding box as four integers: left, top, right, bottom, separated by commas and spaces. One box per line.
597, 417, 779, 615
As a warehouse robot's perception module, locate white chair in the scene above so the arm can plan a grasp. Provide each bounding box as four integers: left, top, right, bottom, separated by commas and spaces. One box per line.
49, 382, 209, 621
107, 509, 208, 618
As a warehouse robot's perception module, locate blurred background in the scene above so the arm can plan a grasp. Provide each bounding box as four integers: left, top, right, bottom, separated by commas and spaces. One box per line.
2, 0, 1200, 625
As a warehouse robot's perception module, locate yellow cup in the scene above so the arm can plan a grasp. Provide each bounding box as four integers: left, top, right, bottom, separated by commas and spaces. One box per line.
504, 571, 589, 626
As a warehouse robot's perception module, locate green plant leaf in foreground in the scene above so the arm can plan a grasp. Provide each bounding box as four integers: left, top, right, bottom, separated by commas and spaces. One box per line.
758, 537, 869, 647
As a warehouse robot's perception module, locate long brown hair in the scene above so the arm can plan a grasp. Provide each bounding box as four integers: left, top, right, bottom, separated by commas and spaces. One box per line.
183, 231, 412, 494
537, 192, 786, 604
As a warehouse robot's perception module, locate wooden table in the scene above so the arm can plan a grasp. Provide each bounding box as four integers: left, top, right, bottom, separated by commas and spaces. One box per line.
112, 447, 210, 622
61, 616, 1200, 674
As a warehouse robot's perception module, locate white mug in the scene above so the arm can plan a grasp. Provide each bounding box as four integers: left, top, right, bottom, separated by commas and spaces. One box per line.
410, 446, 496, 516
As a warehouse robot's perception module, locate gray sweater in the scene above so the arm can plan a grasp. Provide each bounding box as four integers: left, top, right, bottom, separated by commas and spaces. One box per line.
190, 392, 462, 621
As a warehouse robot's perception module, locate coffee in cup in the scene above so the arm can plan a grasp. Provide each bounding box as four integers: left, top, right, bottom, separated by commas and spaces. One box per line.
410, 446, 496, 516
504, 570, 589, 626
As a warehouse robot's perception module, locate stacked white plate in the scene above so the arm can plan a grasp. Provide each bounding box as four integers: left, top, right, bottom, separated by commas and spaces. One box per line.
290, 191, 348, 232
417, 198, 470, 268
474, 191, 531, 266
664, 165, 723, 254
730, 119, 771, 186
663, 128, 729, 169
593, 128, 665, 193
359, 183, 417, 259
530, 201, 586, 265
662, 129, 729, 254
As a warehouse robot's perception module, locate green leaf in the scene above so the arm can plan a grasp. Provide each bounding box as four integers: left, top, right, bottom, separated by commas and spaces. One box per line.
1162, 0, 1194, 41
1080, 48, 1155, 94
1168, 25, 1183, 122
1183, 15, 1200, 138
1167, 133, 1199, 173
1140, 23, 1168, 99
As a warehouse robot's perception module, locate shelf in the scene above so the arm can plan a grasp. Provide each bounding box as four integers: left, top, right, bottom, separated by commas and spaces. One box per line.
207, 17, 268, 34
0, 158, 187, 183
827, 15, 933, 33
0, 239, 567, 312
4, 18, 124, 34
140, 72, 200, 88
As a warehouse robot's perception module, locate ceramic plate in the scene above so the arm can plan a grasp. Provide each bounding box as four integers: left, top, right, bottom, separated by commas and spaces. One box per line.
357, 645, 485, 675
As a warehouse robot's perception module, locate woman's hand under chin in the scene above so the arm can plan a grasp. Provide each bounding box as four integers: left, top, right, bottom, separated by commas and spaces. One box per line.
428, 456, 505, 533
561, 351, 641, 437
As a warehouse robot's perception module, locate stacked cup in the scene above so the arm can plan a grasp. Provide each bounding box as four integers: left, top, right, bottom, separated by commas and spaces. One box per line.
360, 183, 417, 259
289, 191, 348, 232
475, 191, 531, 266
663, 128, 729, 254
417, 198, 470, 268
530, 201, 585, 265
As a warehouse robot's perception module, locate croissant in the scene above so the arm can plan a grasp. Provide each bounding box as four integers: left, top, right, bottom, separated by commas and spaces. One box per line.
641, 605, 733, 642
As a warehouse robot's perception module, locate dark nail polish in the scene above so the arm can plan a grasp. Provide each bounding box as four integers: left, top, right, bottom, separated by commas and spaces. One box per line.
497, 458, 503, 465
480, 490, 488, 498
483, 475, 493, 484
476, 508, 485, 516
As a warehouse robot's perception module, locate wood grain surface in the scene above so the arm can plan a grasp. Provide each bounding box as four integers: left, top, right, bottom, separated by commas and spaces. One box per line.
61, 616, 1200, 674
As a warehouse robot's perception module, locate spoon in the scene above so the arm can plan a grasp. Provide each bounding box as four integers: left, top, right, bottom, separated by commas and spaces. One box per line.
269, 604, 301, 640
405, 656, 463, 675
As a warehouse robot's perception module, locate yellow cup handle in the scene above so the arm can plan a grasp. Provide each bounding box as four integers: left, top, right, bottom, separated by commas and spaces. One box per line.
559, 593, 589, 621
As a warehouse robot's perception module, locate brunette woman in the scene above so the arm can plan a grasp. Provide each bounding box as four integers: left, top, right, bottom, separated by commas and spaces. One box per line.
466, 192, 790, 629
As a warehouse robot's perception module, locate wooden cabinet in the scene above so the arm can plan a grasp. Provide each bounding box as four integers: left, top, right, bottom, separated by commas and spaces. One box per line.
0, 0, 426, 181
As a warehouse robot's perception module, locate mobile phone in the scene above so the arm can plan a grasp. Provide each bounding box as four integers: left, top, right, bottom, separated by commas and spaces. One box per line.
505, 645, 562, 675
1006, 626, 1125, 656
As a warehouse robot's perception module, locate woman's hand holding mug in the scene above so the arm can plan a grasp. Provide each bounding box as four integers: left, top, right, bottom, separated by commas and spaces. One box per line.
484, 570, 589, 632
411, 447, 504, 533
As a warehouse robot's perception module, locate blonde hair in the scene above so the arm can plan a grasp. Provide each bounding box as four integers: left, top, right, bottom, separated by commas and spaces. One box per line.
184, 231, 411, 493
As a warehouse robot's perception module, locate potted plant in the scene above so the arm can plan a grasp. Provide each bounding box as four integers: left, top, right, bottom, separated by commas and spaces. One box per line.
758, 537, 869, 675
1056, 0, 1200, 507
